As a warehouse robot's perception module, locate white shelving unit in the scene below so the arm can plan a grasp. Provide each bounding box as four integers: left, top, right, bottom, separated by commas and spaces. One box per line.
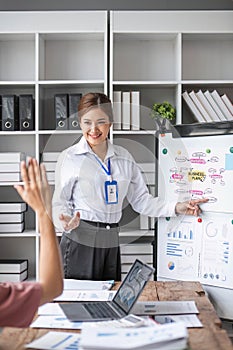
0, 10, 232, 280
109, 10, 233, 268
0, 11, 108, 280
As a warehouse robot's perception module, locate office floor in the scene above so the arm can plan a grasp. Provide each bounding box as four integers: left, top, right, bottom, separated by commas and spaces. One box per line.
221, 320, 233, 343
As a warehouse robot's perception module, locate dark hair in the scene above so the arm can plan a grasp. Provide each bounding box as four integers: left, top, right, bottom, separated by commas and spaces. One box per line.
78, 92, 113, 123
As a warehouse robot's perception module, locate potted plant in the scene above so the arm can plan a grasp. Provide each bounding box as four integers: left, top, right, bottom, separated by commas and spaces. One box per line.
151, 101, 176, 132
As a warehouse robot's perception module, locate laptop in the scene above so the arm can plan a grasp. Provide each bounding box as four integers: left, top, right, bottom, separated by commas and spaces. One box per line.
60, 259, 155, 322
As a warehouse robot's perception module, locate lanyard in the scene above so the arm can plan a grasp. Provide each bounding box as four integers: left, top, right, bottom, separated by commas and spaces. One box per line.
94, 156, 111, 176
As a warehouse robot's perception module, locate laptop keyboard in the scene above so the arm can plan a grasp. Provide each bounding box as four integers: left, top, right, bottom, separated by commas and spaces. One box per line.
83, 302, 120, 319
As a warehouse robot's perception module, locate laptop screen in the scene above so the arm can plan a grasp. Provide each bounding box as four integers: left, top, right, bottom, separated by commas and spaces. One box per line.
113, 259, 154, 314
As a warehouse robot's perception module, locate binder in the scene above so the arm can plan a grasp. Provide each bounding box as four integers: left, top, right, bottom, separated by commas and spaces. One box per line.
54, 94, 68, 130
196, 90, 221, 122
0, 222, 25, 233
182, 91, 206, 123
0, 202, 27, 213
204, 90, 226, 121
113, 91, 122, 130
211, 90, 233, 121
189, 91, 211, 122
19, 94, 34, 131
0, 163, 20, 172
68, 93, 82, 130
1, 95, 19, 131
0, 259, 28, 273
0, 152, 26, 163
0, 212, 24, 223
131, 91, 140, 130
0, 269, 28, 282
0, 172, 21, 182
221, 94, 233, 115
42, 152, 60, 162
122, 92, 131, 130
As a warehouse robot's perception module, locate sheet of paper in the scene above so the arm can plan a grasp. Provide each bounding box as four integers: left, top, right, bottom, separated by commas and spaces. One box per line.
131, 300, 198, 315
154, 314, 203, 328
54, 290, 116, 302
63, 278, 114, 290
81, 315, 158, 329
38, 303, 64, 316
26, 331, 81, 350
80, 322, 188, 350
30, 315, 82, 329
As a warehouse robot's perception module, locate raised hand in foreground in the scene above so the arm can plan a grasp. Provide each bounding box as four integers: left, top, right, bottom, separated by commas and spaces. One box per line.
14, 158, 63, 305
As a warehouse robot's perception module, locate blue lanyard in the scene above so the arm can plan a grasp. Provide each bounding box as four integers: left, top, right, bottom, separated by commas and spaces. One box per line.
94, 156, 111, 176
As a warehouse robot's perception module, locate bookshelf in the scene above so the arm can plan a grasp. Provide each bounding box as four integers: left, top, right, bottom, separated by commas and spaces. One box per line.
0, 11, 108, 280
109, 10, 233, 269
0, 10, 232, 280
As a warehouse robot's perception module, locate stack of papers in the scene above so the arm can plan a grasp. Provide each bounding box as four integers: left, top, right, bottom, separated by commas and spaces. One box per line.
54, 279, 115, 302
63, 279, 114, 290
80, 322, 188, 350
27, 322, 188, 350
131, 300, 203, 328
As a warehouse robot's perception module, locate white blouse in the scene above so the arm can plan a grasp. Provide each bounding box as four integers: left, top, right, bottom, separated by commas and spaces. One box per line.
52, 136, 176, 231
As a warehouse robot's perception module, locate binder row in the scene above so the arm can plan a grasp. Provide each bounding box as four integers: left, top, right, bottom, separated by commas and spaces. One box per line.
54, 93, 82, 130
0, 202, 27, 233
42, 152, 60, 183
0, 152, 26, 182
0, 93, 82, 131
113, 91, 140, 130
0, 259, 28, 282
0, 95, 34, 131
182, 90, 233, 123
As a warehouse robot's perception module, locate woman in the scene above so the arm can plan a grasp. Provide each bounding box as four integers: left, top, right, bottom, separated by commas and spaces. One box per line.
0, 158, 63, 328
53, 92, 207, 281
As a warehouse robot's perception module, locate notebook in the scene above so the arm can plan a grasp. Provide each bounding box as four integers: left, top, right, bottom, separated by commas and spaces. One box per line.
60, 259, 154, 322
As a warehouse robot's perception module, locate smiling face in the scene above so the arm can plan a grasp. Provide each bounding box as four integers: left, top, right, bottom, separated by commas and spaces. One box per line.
80, 107, 112, 148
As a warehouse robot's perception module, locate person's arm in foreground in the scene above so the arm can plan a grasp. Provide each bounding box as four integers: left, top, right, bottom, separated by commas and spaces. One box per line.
15, 158, 63, 305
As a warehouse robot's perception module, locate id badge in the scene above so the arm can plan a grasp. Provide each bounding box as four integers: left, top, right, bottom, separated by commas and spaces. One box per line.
105, 180, 118, 204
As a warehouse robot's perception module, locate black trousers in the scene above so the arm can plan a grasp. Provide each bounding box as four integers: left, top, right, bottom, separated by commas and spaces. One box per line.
60, 220, 121, 281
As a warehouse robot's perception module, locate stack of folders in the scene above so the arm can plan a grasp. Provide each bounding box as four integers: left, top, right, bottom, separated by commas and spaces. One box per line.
42, 152, 61, 183
182, 90, 233, 123
113, 91, 140, 131
0, 202, 27, 233
0, 94, 34, 131
0, 152, 26, 183
54, 93, 82, 130
0, 259, 28, 282
137, 163, 156, 230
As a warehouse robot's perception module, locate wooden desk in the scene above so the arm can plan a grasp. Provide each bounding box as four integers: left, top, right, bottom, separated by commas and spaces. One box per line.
0, 281, 232, 350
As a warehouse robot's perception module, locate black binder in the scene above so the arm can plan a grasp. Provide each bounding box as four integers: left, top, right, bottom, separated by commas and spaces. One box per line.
68, 93, 82, 130
54, 94, 68, 130
1, 95, 19, 131
19, 95, 34, 131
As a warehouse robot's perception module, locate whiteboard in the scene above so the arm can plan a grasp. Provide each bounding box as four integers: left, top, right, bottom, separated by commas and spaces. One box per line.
158, 212, 233, 289
158, 132, 233, 214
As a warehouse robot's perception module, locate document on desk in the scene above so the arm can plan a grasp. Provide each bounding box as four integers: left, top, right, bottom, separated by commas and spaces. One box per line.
26, 331, 81, 350
30, 315, 82, 329
54, 290, 116, 302
154, 314, 203, 328
131, 300, 198, 315
80, 322, 188, 350
38, 303, 65, 316
63, 278, 114, 290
